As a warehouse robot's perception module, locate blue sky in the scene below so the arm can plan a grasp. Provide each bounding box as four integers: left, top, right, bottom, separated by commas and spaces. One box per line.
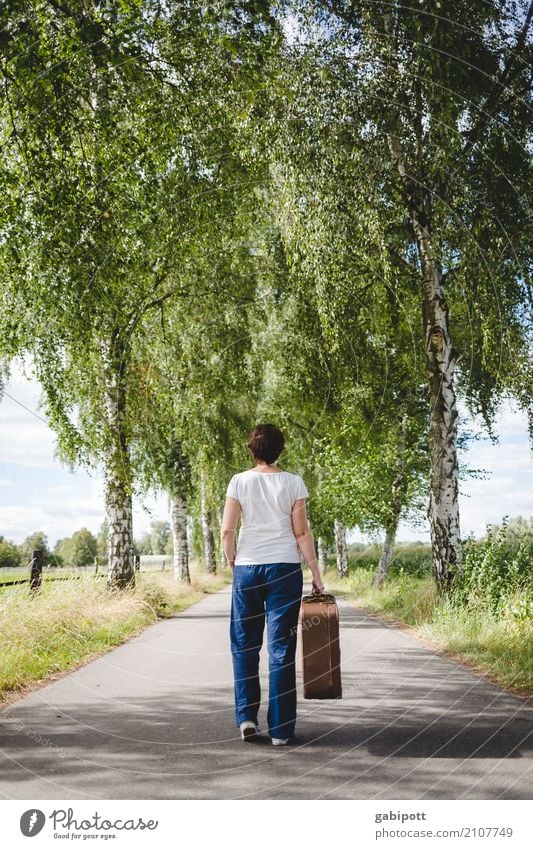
0, 359, 531, 547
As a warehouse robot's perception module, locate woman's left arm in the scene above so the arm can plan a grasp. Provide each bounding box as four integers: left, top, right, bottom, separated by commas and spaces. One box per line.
221, 496, 241, 570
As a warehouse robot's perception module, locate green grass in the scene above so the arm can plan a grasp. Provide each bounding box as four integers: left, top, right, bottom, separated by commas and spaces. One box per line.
324, 567, 533, 696
0, 563, 231, 703
0, 571, 34, 586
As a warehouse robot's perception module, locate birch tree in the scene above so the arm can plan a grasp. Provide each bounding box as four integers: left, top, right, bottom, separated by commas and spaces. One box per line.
0, 0, 277, 588
200, 471, 217, 574
275, 1, 533, 587
129, 218, 267, 581
334, 519, 349, 577
252, 71, 430, 583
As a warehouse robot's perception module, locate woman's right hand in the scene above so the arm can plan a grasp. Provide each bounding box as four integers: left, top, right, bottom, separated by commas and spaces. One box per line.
312, 576, 325, 594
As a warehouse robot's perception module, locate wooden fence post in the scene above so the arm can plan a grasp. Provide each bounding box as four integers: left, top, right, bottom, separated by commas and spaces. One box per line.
135, 554, 140, 572
30, 548, 43, 595
94, 556, 99, 575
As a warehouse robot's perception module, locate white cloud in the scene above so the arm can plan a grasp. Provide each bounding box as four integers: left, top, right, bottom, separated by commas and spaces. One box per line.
46, 485, 78, 493
352, 399, 532, 543
1, 462, 170, 546
456, 399, 532, 536
0, 360, 62, 470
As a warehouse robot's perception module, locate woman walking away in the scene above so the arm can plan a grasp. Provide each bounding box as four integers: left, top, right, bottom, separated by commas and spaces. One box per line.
221, 423, 325, 746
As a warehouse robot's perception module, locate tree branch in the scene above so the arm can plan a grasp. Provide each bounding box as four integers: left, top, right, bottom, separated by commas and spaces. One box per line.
461, 1, 533, 155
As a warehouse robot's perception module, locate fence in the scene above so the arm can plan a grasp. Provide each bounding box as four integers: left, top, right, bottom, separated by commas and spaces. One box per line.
0, 552, 171, 591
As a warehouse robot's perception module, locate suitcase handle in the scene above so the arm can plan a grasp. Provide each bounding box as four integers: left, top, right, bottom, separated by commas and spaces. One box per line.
301, 592, 337, 604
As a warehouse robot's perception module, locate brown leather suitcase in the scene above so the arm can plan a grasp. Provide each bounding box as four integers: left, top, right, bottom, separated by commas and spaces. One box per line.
300, 592, 342, 699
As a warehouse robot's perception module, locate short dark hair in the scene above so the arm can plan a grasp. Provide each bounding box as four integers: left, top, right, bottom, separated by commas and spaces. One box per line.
247, 423, 285, 464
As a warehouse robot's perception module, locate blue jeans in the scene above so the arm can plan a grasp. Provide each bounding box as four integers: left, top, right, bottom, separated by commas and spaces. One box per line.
230, 562, 303, 739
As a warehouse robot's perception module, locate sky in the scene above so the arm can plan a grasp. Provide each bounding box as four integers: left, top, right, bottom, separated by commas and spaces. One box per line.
0, 359, 531, 548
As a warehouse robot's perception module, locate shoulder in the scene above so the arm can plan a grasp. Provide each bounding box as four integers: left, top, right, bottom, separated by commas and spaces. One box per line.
278, 471, 305, 486
281, 471, 305, 487
286, 470, 304, 482
226, 473, 241, 499
291, 472, 309, 497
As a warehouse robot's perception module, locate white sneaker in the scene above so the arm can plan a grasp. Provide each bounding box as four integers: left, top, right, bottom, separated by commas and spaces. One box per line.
240, 721, 261, 741
271, 737, 290, 746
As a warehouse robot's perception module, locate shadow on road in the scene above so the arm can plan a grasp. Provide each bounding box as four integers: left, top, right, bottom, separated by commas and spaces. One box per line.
0, 589, 531, 800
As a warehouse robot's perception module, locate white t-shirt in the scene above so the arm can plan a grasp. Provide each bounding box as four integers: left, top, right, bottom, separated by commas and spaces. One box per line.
226, 469, 309, 565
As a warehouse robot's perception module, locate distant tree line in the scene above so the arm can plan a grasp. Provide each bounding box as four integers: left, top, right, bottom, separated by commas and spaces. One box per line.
2, 515, 530, 578
0, 519, 167, 568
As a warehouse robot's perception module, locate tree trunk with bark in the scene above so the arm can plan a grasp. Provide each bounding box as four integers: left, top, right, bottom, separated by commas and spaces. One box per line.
200, 474, 216, 574
105, 468, 134, 589
387, 140, 462, 589
102, 332, 135, 590
171, 493, 190, 584
382, 10, 462, 588
423, 265, 462, 587
334, 519, 348, 578
374, 522, 398, 589
317, 536, 328, 574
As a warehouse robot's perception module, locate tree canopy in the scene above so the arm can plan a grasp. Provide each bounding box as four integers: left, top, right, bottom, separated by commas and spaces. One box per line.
1, 0, 530, 589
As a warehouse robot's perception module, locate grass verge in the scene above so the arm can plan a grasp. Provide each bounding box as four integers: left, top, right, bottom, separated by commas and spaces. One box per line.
0, 563, 231, 704
324, 568, 532, 697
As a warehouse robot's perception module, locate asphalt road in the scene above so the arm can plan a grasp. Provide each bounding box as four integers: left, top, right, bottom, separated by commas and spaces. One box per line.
1, 582, 531, 799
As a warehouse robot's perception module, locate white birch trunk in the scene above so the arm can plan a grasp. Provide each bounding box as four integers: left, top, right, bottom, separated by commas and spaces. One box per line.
171, 494, 190, 584
374, 523, 397, 589
92, 33, 135, 591
334, 519, 348, 578
424, 268, 462, 586
101, 333, 135, 590
317, 536, 328, 575
388, 133, 462, 587
200, 474, 216, 574
105, 468, 134, 589
215, 508, 224, 566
